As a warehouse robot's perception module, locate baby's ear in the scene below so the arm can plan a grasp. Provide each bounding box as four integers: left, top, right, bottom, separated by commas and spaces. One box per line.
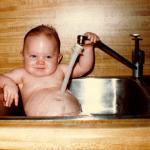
58, 54, 63, 63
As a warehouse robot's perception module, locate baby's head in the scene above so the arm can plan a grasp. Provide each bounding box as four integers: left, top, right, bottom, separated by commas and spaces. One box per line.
23, 25, 61, 53
22, 25, 62, 77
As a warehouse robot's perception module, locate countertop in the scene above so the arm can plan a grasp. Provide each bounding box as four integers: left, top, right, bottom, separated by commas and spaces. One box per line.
0, 117, 150, 149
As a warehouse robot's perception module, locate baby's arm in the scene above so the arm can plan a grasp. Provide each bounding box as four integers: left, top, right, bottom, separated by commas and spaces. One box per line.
0, 69, 23, 107
71, 32, 100, 78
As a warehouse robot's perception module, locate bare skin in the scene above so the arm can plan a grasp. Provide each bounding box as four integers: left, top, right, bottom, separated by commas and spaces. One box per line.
0, 31, 99, 116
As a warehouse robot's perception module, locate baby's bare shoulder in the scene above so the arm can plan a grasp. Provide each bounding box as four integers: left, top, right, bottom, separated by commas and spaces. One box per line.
5, 68, 25, 76
4, 68, 26, 83
59, 64, 67, 73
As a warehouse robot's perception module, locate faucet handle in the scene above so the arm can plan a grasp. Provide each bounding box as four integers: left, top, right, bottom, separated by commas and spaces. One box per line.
130, 33, 142, 40
130, 33, 140, 37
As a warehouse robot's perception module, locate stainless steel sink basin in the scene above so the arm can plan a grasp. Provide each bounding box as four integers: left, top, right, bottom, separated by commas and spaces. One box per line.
0, 77, 150, 119
69, 77, 150, 119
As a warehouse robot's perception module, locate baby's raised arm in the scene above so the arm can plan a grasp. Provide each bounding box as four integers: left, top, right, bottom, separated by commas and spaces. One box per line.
71, 32, 100, 78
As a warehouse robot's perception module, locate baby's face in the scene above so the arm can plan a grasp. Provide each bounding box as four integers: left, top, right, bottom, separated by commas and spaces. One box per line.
23, 34, 61, 77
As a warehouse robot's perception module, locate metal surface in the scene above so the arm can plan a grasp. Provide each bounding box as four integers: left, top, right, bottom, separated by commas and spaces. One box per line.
69, 77, 150, 118
95, 41, 137, 70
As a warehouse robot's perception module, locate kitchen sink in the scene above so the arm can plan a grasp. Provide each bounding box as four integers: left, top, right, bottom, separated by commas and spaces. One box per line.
69, 77, 150, 119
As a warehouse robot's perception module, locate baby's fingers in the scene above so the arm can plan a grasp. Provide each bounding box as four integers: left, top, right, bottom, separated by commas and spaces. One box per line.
3, 90, 9, 106
3, 91, 17, 107
14, 94, 18, 106
8, 94, 14, 107
5, 94, 13, 107
84, 32, 100, 43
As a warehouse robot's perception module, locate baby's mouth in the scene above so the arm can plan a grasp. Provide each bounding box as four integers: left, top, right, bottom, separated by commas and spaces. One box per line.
35, 66, 45, 69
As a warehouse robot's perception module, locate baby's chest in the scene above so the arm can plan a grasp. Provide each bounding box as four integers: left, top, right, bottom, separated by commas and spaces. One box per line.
25, 77, 62, 89
20, 77, 62, 100
22, 67, 64, 89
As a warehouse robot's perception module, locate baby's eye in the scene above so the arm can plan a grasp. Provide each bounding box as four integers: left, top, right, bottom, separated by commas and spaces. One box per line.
30, 55, 37, 58
46, 56, 51, 59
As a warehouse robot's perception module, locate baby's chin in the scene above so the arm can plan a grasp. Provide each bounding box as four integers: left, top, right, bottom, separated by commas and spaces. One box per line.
25, 68, 54, 77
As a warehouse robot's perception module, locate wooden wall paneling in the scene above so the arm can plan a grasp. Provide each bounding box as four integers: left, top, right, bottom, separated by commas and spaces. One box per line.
0, 0, 149, 76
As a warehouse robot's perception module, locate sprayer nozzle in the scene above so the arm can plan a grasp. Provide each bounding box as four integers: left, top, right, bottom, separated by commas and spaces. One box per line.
77, 35, 88, 45
72, 43, 84, 53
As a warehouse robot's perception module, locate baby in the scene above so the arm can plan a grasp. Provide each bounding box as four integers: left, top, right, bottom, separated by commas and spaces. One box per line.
0, 25, 99, 116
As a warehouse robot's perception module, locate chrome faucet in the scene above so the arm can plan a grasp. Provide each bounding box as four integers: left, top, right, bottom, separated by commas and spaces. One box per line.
77, 34, 145, 78
131, 34, 144, 78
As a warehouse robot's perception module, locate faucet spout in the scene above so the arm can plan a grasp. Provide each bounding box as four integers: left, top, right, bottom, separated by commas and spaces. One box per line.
77, 34, 144, 78
94, 41, 137, 70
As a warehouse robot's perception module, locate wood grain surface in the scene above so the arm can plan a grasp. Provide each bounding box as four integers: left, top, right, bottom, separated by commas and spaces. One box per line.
0, 0, 150, 76
0, 119, 149, 149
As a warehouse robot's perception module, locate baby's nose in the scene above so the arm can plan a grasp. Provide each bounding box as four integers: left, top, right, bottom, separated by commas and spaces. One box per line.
36, 58, 45, 65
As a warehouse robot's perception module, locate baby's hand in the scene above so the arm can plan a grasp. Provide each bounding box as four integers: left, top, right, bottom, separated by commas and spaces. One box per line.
84, 32, 100, 45
3, 83, 18, 107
